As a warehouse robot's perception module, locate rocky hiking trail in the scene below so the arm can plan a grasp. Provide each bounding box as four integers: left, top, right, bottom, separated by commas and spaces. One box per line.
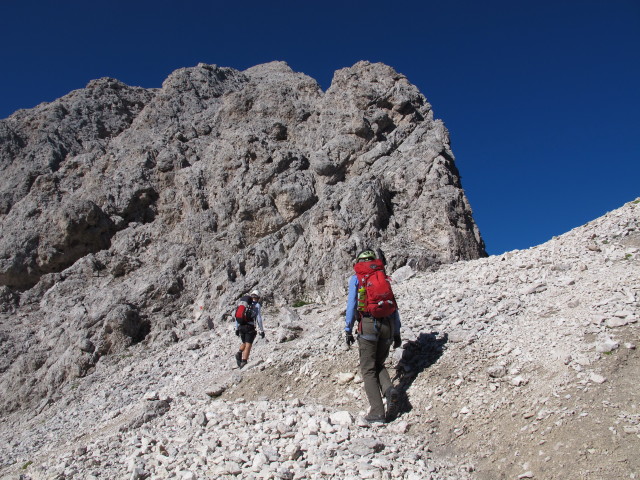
1, 199, 639, 479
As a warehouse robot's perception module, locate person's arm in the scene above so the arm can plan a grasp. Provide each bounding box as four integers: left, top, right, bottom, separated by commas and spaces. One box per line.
345, 275, 358, 332
255, 303, 264, 333
391, 309, 401, 334
391, 309, 402, 347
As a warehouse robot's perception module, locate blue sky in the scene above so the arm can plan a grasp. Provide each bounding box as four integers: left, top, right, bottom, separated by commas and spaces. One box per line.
1, 0, 638, 255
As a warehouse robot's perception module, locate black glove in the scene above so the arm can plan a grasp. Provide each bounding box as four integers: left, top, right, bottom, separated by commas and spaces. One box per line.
393, 335, 402, 349
260, 331, 265, 339
235, 329, 240, 337
345, 331, 355, 346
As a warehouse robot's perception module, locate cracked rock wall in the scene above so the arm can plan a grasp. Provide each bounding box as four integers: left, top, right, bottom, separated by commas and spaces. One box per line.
0, 61, 485, 412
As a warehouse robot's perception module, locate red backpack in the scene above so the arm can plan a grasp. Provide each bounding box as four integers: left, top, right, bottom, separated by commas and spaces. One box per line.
234, 296, 255, 324
354, 259, 397, 318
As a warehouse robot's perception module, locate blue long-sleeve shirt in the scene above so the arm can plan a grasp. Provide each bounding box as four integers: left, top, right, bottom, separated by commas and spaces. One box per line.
345, 274, 401, 334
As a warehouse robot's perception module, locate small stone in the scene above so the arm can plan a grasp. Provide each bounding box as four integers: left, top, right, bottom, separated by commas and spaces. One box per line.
589, 373, 607, 384
224, 461, 242, 475
511, 375, 527, 387
523, 282, 547, 295
252, 452, 268, 469
356, 416, 371, 428
320, 464, 337, 475
389, 420, 410, 433
448, 329, 471, 343
194, 412, 208, 427
74, 446, 88, 456
518, 472, 534, 479
205, 383, 227, 398
285, 444, 303, 461
606, 317, 629, 328
276, 466, 294, 480
144, 391, 159, 401
78, 338, 95, 353
130, 467, 149, 480
352, 438, 385, 455
262, 446, 279, 462
487, 365, 507, 378
330, 411, 354, 426
336, 372, 355, 385
595, 337, 619, 353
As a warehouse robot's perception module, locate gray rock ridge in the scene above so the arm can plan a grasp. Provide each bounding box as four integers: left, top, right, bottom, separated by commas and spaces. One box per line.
0, 60, 485, 413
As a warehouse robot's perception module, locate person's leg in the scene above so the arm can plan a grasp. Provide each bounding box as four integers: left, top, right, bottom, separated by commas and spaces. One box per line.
359, 339, 386, 418
237, 324, 247, 358
235, 346, 243, 367
375, 318, 393, 396
358, 317, 385, 419
374, 317, 400, 420
242, 342, 252, 361
239, 328, 257, 365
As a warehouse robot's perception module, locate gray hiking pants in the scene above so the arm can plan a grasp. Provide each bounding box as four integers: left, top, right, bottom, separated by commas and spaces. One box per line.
357, 315, 394, 417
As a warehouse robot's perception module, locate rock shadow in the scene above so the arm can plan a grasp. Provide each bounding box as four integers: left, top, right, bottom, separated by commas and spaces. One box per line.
392, 332, 448, 417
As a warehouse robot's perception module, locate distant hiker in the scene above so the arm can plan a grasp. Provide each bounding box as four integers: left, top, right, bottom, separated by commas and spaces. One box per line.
345, 249, 402, 424
234, 290, 265, 368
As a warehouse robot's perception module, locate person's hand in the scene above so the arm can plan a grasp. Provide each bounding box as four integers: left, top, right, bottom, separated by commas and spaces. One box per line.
345, 331, 355, 346
393, 335, 402, 349
235, 329, 240, 337
260, 331, 265, 339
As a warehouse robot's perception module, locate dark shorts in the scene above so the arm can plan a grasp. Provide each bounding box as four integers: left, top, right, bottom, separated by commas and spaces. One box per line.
239, 324, 257, 344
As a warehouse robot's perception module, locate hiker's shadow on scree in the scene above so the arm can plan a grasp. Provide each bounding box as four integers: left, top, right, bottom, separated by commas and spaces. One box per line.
393, 332, 448, 417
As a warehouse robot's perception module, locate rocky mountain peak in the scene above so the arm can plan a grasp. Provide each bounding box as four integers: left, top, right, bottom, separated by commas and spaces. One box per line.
0, 61, 484, 413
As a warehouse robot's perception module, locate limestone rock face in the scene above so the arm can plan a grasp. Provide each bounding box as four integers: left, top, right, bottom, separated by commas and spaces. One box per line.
0, 61, 484, 412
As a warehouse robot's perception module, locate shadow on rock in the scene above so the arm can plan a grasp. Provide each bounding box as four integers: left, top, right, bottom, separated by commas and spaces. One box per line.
392, 332, 448, 417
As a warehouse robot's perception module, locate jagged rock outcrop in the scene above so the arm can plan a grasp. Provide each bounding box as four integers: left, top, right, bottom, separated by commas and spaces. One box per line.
0, 61, 484, 412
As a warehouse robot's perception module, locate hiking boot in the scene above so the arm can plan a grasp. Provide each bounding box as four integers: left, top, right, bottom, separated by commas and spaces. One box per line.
239, 360, 247, 369
235, 351, 242, 368
364, 413, 386, 424
385, 387, 400, 422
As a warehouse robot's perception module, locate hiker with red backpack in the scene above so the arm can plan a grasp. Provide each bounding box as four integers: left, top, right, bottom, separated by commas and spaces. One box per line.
234, 290, 265, 368
345, 249, 401, 424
